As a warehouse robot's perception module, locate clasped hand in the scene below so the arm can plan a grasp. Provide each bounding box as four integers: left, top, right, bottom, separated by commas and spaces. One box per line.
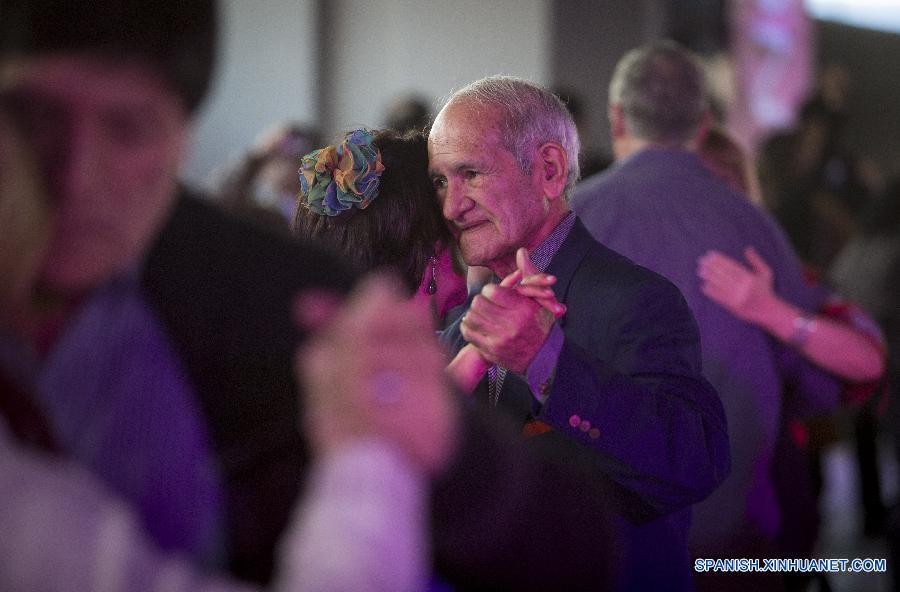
460, 248, 566, 374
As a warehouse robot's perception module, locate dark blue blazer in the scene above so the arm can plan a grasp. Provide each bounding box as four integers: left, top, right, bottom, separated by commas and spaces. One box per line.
444, 218, 731, 591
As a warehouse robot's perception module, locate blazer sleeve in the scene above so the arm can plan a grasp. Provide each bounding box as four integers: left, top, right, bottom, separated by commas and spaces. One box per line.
536, 273, 730, 518
431, 404, 624, 591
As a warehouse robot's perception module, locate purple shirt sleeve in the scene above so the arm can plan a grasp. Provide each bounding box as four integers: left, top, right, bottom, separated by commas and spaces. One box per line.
525, 323, 565, 404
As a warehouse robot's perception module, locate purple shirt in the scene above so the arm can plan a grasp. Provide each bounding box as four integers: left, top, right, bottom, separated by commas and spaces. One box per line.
0, 269, 225, 566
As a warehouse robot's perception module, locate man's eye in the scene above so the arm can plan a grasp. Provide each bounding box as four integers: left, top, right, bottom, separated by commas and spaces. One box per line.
464, 170, 479, 180
432, 177, 447, 190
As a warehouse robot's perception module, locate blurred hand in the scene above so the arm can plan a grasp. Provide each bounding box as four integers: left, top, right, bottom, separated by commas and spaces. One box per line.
295, 274, 458, 475
461, 248, 564, 373
697, 246, 777, 324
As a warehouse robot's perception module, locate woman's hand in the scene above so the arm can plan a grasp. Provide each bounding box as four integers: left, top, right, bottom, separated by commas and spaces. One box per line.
697, 246, 777, 324
446, 344, 491, 394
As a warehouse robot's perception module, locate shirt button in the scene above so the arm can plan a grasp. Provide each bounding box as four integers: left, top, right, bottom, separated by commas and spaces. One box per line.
579, 419, 591, 432
568, 414, 581, 428
588, 427, 600, 439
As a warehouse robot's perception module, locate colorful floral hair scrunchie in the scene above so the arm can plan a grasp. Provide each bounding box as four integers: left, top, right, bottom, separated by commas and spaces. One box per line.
298, 129, 385, 216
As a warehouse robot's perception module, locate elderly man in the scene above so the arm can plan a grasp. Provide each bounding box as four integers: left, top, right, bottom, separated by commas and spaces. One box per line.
429, 75, 730, 591
572, 41, 841, 591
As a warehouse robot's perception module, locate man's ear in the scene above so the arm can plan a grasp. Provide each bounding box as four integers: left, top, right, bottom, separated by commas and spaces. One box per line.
536, 141, 568, 200
609, 104, 626, 140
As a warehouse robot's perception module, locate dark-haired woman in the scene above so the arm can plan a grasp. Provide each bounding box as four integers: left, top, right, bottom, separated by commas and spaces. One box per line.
292, 128, 563, 392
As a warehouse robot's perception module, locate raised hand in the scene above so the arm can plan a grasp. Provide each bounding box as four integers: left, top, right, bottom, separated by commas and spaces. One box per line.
507, 247, 567, 318
697, 246, 777, 324
460, 248, 564, 373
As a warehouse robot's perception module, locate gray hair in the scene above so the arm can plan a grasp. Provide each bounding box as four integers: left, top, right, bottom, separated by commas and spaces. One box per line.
446, 76, 581, 197
608, 40, 709, 145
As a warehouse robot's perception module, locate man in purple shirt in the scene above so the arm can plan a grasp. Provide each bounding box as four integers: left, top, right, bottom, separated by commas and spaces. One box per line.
431, 75, 730, 591
572, 41, 841, 592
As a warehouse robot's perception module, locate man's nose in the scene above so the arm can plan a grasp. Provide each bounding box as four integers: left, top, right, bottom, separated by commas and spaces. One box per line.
441, 178, 468, 222
50, 119, 101, 205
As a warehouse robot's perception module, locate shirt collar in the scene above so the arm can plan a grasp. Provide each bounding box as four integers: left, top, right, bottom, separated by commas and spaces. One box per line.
528, 211, 577, 273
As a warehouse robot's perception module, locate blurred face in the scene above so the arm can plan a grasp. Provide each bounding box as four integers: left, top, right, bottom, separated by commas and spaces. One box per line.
428, 101, 547, 277
0, 54, 187, 295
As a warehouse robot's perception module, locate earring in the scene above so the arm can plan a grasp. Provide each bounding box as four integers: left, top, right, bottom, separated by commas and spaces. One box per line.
426, 256, 438, 295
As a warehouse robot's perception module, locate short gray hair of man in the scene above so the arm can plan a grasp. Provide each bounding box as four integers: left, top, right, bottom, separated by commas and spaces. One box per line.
608, 40, 709, 145
445, 76, 581, 197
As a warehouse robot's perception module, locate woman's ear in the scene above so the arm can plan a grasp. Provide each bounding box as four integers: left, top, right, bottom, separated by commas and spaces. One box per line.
536, 141, 568, 200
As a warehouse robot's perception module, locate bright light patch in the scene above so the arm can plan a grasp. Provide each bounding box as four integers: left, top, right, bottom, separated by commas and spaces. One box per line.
805, 0, 900, 34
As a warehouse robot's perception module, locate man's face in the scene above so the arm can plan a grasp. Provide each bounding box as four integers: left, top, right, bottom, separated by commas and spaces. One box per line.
428, 101, 546, 275
1, 54, 187, 294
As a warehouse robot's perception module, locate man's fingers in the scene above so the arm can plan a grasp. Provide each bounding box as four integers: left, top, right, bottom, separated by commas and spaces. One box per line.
498, 268, 523, 288
461, 304, 500, 336
512, 284, 556, 301
516, 247, 539, 277
534, 296, 567, 318
459, 322, 497, 363
479, 283, 530, 309
743, 246, 771, 278
518, 272, 556, 287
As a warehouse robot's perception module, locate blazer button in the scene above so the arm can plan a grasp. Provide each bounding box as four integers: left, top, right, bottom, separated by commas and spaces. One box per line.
568, 414, 581, 428
588, 427, 600, 439
579, 419, 591, 432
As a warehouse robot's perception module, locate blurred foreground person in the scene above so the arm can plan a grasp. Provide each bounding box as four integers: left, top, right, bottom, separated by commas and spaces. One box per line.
0, 1, 351, 581
0, 128, 450, 591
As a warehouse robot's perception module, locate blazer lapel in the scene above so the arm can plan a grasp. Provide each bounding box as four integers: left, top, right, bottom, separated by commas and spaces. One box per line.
544, 218, 593, 328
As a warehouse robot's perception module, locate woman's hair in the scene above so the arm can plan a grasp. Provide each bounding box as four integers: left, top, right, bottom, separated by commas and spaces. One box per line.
292, 128, 453, 295
699, 126, 763, 206
699, 126, 750, 194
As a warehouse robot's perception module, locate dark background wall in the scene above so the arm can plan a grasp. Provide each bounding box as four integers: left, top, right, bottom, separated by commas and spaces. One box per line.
550, 0, 666, 164
816, 20, 900, 181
